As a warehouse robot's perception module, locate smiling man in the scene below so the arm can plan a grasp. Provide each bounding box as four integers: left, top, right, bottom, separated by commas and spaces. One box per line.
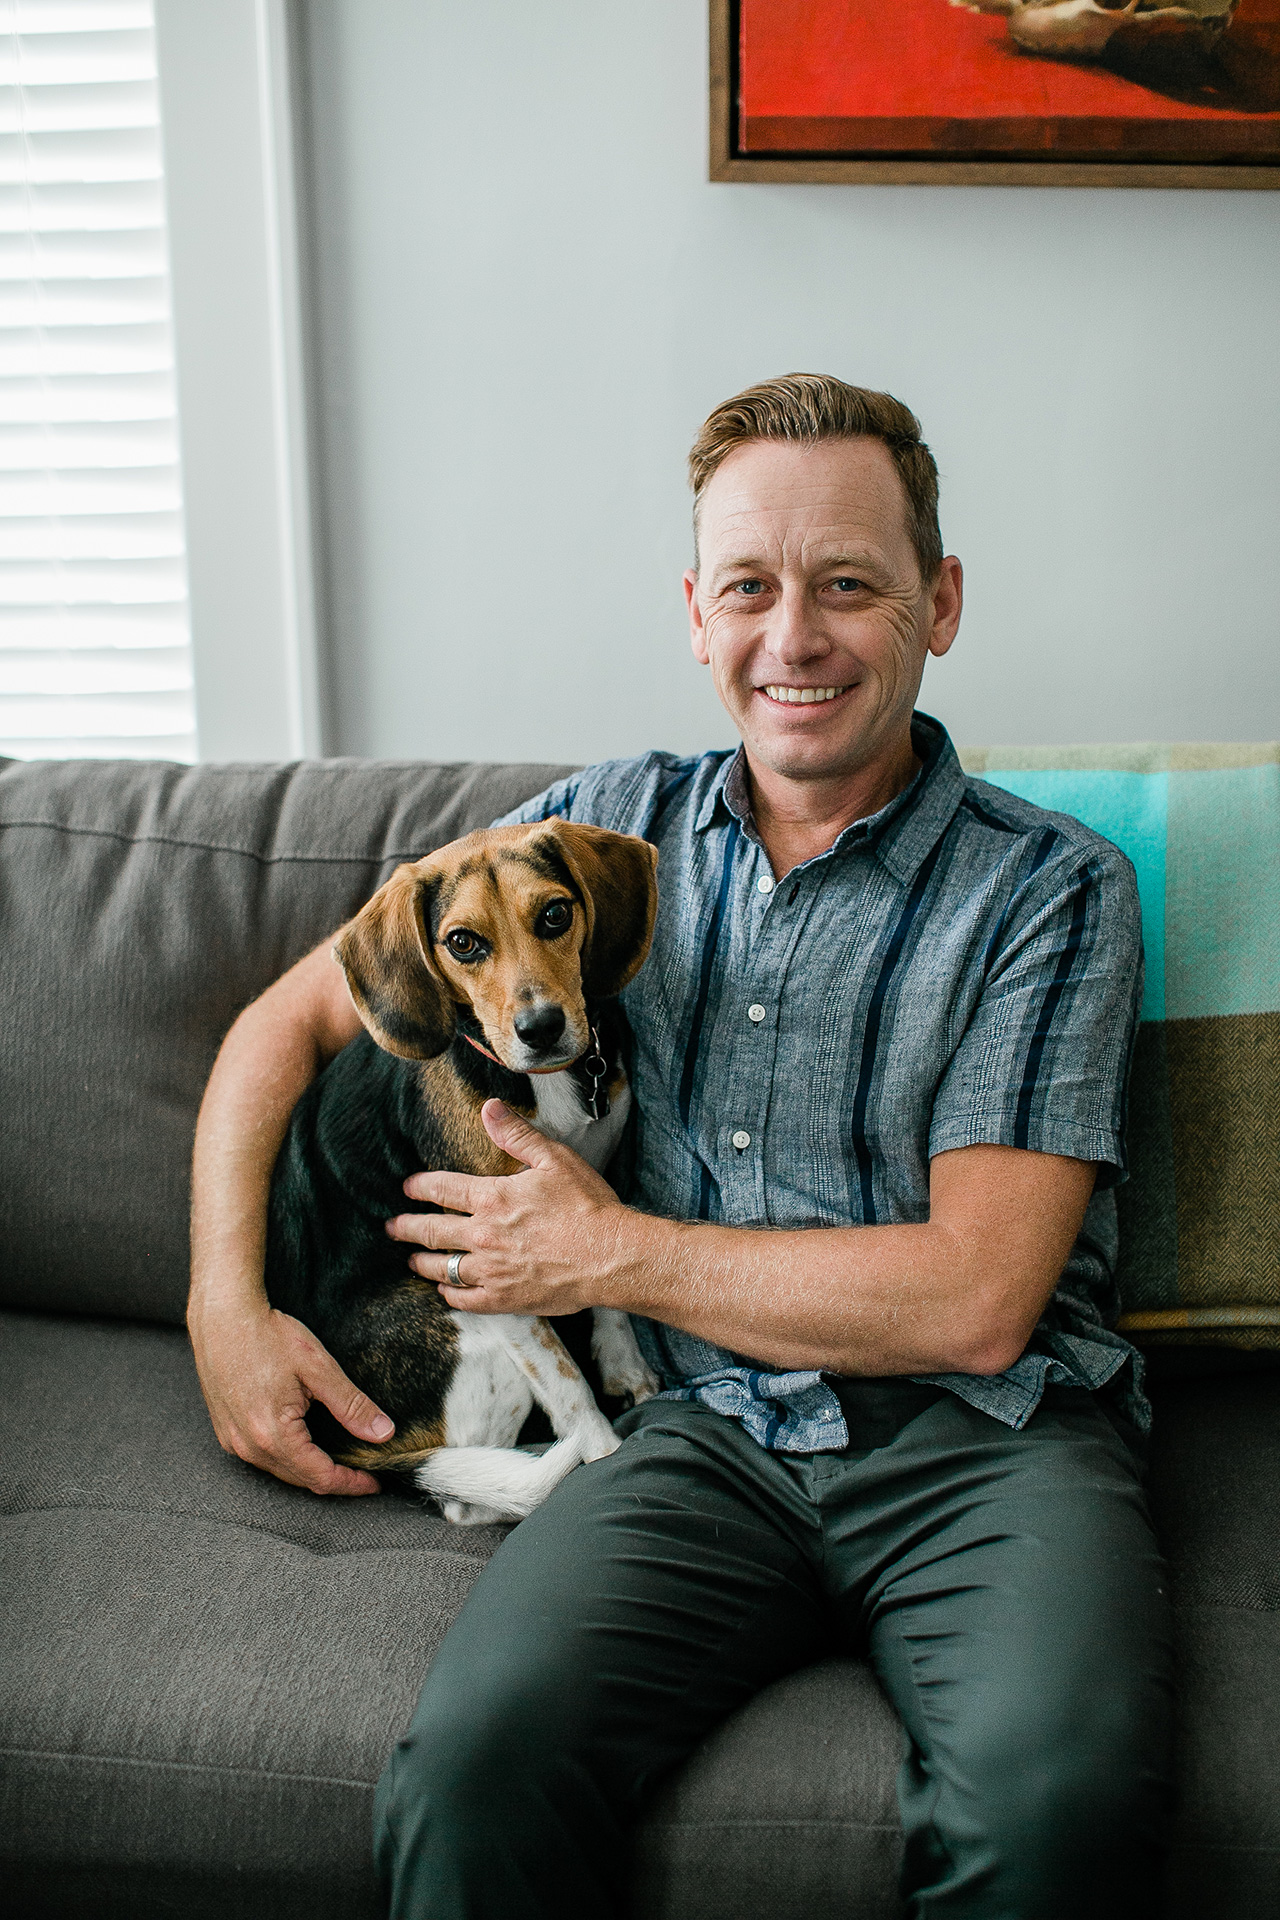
189, 376, 1175, 1920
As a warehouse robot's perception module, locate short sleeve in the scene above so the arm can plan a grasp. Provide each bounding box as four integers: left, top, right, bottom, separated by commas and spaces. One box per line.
928, 842, 1144, 1185
489, 752, 684, 836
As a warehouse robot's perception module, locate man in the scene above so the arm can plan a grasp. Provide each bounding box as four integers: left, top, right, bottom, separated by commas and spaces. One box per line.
189, 376, 1175, 1919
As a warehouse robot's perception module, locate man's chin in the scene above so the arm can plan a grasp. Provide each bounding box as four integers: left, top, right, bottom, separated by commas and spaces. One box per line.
740, 718, 877, 786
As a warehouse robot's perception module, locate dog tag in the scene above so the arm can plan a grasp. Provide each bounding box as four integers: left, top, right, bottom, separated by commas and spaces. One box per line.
582, 1028, 610, 1121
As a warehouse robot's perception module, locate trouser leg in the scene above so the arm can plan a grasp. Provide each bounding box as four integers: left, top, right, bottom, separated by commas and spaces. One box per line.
373, 1401, 825, 1920
824, 1387, 1176, 1920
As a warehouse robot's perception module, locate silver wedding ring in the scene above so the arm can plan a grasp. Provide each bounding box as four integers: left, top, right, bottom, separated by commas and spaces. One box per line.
446, 1250, 465, 1286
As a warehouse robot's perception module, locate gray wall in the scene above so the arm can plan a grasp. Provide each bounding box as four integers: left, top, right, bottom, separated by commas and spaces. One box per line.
299, 0, 1280, 763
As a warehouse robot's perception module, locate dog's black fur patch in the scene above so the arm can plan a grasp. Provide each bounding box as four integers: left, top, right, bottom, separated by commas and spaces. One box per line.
264, 1005, 627, 1465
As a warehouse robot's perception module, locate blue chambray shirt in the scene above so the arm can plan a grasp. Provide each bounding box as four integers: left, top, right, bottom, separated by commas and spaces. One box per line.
498, 713, 1148, 1451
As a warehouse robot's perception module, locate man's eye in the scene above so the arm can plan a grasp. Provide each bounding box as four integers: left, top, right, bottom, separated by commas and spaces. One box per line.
536, 900, 573, 937
446, 929, 484, 960
733, 579, 767, 596
830, 577, 864, 593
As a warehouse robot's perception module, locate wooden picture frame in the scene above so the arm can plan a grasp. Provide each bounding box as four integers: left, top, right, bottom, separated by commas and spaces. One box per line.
709, 0, 1280, 187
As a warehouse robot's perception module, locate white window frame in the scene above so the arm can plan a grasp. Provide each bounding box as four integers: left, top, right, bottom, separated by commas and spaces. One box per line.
154, 0, 322, 760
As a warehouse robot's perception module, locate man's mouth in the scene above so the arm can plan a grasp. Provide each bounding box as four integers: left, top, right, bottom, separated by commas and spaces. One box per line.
760, 684, 850, 706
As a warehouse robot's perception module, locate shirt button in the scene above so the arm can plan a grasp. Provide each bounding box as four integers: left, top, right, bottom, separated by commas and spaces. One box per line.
747, 1003, 766, 1023
731, 1130, 752, 1150
757, 875, 774, 894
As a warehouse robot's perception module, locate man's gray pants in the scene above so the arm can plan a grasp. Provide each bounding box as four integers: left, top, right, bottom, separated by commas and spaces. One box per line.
374, 1380, 1176, 1918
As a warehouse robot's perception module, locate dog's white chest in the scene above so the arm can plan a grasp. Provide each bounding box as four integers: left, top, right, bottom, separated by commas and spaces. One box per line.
530, 1070, 630, 1170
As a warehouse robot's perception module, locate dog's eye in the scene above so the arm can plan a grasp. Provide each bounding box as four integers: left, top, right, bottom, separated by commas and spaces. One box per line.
445, 928, 484, 961
536, 900, 573, 938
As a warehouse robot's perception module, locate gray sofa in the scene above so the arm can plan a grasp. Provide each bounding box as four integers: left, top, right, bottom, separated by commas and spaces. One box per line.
2, 753, 1277, 1920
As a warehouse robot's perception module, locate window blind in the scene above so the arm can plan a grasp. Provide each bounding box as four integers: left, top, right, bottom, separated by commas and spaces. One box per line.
0, 0, 195, 761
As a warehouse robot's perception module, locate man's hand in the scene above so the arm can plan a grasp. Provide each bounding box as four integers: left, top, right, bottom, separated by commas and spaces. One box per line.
189, 1295, 395, 1496
387, 1099, 628, 1315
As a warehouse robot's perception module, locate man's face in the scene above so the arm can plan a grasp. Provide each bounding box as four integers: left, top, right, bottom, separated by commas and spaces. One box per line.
685, 437, 961, 787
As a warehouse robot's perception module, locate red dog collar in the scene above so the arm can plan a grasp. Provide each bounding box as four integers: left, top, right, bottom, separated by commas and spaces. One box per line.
463, 1028, 610, 1118
463, 1033, 572, 1077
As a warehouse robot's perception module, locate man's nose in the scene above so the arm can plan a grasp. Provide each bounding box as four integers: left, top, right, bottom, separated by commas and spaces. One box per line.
770, 586, 829, 664
514, 1004, 567, 1054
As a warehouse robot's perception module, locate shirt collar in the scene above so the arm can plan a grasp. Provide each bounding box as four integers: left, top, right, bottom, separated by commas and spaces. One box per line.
693, 712, 966, 889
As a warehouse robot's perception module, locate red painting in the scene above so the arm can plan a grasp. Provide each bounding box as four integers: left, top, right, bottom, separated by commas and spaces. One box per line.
723, 0, 1280, 179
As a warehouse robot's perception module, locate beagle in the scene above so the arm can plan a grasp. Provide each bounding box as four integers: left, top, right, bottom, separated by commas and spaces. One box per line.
264, 820, 661, 1525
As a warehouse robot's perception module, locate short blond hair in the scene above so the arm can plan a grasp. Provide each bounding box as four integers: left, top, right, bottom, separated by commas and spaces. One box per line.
688, 373, 943, 581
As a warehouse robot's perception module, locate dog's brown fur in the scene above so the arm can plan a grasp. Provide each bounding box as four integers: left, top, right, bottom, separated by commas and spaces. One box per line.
336, 821, 658, 1075
264, 820, 659, 1493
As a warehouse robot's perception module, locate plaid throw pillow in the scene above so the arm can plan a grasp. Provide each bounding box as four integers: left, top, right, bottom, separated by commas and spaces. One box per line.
960, 743, 1280, 1350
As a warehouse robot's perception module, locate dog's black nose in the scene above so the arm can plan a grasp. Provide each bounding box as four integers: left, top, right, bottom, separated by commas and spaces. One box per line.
514, 1005, 567, 1053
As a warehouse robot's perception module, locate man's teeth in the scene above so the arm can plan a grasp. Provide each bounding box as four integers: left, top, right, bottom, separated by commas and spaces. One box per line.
764, 685, 844, 704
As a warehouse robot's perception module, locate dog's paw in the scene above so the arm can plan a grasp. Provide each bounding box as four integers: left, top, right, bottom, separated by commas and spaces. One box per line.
600, 1362, 660, 1407
574, 1416, 622, 1464
440, 1498, 507, 1527
591, 1311, 661, 1407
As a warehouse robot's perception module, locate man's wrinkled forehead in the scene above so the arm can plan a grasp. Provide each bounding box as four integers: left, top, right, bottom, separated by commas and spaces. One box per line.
706, 506, 884, 569
694, 437, 915, 571
696, 497, 902, 596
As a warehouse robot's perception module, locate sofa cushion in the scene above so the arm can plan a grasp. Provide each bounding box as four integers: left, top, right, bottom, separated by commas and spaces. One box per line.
0, 1307, 504, 1562
5, 1308, 1280, 1919
1147, 1374, 1280, 1612
1162, 1607, 1280, 1920
961, 742, 1280, 1352
0, 756, 573, 1326
1146, 1373, 1280, 1917
0, 1310, 498, 1919
635, 1660, 903, 1920
0, 1308, 907, 1919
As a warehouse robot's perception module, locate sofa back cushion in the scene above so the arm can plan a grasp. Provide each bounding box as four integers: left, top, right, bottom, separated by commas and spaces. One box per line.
0, 757, 573, 1326
962, 743, 1280, 1351
6, 744, 1275, 1343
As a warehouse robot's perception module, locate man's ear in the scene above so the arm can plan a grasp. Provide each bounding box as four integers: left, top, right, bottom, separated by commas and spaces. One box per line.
333, 861, 455, 1059
547, 824, 658, 1000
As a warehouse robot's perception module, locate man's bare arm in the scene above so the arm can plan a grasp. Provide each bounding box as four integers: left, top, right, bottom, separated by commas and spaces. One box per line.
608, 1143, 1096, 1376
391, 1103, 1096, 1378
188, 938, 392, 1496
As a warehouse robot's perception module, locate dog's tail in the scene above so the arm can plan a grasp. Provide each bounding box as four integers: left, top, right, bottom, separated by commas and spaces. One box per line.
411, 1436, 584, 1522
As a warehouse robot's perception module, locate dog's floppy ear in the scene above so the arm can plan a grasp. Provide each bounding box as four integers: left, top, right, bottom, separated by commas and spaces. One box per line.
333, 861, 455, 1059
545, 823, 658, 1000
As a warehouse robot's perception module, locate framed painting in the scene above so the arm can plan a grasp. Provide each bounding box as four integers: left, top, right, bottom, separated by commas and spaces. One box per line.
710, 0, 1280, 185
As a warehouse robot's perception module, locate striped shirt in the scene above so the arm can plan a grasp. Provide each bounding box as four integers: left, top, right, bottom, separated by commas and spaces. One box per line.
498, 713, 1148, 1449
